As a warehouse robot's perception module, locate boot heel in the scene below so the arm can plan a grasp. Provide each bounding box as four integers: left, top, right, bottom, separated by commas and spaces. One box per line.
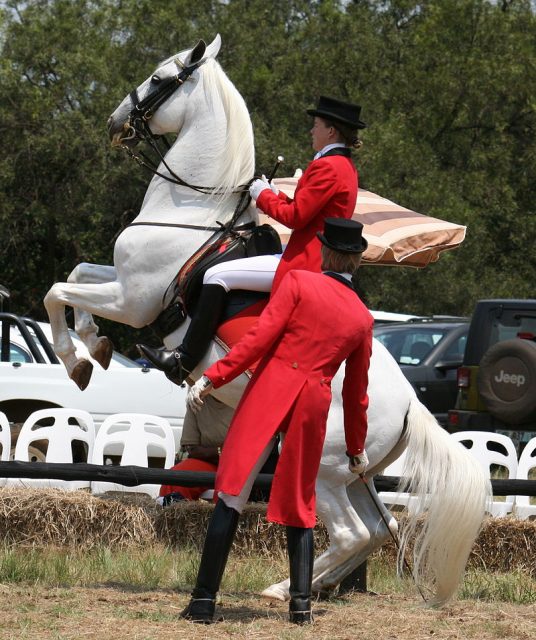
180, 597, 215, 624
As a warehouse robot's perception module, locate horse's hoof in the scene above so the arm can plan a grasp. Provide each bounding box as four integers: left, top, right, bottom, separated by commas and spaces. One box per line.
71, 359, 94, 391
93, 337, 114, 370
260, 585, 289, 602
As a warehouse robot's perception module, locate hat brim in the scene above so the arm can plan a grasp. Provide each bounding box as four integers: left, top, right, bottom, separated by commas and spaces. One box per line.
317, 231, 368, 254
307, 108, 367, 130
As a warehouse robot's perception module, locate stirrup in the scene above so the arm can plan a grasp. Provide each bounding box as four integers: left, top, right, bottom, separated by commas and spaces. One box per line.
180, 597, 216, 624
165, 351, 190, 386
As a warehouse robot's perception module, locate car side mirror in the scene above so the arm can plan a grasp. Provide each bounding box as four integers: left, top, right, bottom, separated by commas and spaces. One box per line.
434, 358, 463, 372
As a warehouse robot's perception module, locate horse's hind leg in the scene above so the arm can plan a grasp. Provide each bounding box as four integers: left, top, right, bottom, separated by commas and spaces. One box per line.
67, 264, 117, 369
313, 477, 398, 594
261, 482, 373, 602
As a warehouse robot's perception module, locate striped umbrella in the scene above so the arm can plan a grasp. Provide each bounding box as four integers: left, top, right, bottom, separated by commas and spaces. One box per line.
258, 176, 466, 268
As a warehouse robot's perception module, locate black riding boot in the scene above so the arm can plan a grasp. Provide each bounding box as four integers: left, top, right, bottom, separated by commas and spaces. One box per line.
180, 499, 240, 623
137, 283, 227, 386
286, 526, 314, 625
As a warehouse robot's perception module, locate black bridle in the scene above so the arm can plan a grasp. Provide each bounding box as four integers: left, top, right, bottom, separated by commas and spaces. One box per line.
119, 56, 251, 200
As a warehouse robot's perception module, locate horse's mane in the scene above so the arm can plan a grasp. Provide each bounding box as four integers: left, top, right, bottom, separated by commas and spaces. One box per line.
201, 59, 255, 199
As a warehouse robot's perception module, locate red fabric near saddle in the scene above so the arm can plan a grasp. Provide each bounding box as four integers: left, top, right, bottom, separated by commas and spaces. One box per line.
216, 298, 268, 373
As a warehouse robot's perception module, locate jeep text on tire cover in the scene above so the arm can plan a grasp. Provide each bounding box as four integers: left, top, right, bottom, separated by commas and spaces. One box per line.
477, 339, 536, 424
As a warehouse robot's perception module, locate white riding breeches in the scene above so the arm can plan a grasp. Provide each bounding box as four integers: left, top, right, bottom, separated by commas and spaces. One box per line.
218, 437, 277, 513
203, 254, 282, 292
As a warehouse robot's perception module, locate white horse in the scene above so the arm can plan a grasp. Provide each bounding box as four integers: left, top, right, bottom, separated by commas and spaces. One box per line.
44, 35, 491, 606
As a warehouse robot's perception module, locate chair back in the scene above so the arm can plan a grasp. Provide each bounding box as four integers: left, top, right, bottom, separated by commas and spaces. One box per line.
91, 413, 175, 498
8, 408, 95, 490
514, 437, 536, 520
450, 430, 518, 516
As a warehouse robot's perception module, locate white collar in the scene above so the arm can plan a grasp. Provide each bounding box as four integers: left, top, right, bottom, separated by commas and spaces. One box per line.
313, 142, 346, 161
323, 271, 353, 282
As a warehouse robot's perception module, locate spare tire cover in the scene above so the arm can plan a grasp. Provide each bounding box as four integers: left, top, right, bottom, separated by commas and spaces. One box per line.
477, 339, 536, 424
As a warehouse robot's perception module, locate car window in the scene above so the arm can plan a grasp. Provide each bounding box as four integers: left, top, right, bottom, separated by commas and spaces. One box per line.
374, 327, 449, 365
490, 311, 536, 345
8, 343, 33, 364
443, 333, 467, 360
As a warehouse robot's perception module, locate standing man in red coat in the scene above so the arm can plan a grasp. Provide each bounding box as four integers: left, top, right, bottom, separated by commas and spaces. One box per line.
138, 96, 367, 385
180, 218, 373, 626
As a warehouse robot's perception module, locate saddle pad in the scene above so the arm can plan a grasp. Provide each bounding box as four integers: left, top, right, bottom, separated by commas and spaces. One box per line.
215, 298, 268, 374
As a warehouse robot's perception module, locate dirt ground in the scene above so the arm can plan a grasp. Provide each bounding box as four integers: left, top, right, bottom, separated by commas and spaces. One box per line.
1, 584, 534, 640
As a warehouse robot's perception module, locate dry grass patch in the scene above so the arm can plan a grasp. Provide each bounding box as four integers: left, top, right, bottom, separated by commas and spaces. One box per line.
0, 584, 534, 640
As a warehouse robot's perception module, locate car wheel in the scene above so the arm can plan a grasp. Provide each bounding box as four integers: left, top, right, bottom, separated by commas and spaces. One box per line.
477, 339, 536, 424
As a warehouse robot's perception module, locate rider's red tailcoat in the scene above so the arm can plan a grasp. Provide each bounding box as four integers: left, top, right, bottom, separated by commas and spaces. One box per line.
204, 269, 373, 528
255, 152, 358, 292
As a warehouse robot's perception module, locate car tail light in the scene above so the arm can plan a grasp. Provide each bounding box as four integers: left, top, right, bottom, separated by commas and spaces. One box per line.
457, 366, 470, 388
517, 332, 535, 340
448, 411, 459, 426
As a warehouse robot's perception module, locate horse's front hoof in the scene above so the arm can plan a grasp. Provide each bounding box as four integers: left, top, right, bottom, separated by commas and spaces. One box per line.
93, 336, 114, 370
71, 359, 94, 391
260, 584, 289, 602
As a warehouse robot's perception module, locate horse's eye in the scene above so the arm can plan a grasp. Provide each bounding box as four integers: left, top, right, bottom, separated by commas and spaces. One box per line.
151, 75, 161, 84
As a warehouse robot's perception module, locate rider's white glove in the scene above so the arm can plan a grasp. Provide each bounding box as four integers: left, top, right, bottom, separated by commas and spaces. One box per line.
249, 176, 272, 200
186, 375, 213, 414
348, 450, 369, 475
262, 174, 279, 196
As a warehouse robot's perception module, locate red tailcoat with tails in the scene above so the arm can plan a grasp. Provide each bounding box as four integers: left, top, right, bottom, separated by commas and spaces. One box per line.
204, 269, 373, 528
256, 150, 358, 292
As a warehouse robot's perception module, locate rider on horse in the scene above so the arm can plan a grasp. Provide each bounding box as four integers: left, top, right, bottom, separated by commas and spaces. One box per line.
138, 95, 366, 384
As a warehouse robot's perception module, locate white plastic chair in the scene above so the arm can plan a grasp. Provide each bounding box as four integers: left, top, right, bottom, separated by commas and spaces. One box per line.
378, 449, 422, 513
0, 411, 11, 487
6, 408, 95, 490
90, 413, 175, 498
514, 437, 536, 520
450, 431, 518, 517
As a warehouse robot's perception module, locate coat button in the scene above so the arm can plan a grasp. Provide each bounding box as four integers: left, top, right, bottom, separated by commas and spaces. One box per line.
292, 362, 298, 369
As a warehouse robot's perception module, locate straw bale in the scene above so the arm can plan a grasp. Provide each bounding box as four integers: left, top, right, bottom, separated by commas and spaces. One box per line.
468, 517, 536, 576
0, 489, 534, 577
0, 488, 158, 549
154, 500, 330, 555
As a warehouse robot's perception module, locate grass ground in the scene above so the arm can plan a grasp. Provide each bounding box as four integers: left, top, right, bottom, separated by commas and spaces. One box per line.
0, 548, 534, 640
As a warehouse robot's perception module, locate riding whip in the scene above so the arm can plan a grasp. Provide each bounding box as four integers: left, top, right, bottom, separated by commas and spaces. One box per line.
267, 155, 284, 183
359, 473, 427, 603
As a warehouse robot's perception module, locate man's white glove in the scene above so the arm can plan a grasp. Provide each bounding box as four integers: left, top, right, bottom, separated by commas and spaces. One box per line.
249, 175, 277, 200
186, 375, 213, 414
348, 450, 369, 475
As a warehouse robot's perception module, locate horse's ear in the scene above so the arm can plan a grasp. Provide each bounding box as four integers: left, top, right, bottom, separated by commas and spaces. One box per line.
203, 34, 222, 60
189, 40, 206, 65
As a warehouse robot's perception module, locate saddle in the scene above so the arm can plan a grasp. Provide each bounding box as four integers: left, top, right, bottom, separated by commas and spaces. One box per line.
151, 223, 282, 346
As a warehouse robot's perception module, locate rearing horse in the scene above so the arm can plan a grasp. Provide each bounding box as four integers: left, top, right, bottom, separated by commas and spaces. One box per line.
44, 35, 491, 605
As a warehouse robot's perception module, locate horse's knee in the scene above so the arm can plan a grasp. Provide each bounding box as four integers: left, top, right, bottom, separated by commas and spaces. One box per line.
67, 263, 88, 283
44, 284, 62, 309
330, 524, 371, 560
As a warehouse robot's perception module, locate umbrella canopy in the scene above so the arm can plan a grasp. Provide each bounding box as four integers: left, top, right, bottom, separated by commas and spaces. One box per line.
258, 176, 466, 268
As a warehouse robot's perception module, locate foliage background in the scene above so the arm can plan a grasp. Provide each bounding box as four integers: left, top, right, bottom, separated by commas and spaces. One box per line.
0, 0, 534, 354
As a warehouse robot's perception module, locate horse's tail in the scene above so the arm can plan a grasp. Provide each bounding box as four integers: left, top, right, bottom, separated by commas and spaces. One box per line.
399, 397, 491, 606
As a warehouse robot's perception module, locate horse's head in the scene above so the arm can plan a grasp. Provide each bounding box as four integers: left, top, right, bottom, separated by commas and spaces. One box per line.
107, 35, 222, 147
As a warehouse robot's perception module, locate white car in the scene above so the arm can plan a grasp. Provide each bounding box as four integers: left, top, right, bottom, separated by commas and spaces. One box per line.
0, 314, 186, 456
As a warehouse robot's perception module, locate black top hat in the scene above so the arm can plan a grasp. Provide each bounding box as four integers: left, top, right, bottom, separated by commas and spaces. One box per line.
317, 218, 368, 254
307, 96, 367, 130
